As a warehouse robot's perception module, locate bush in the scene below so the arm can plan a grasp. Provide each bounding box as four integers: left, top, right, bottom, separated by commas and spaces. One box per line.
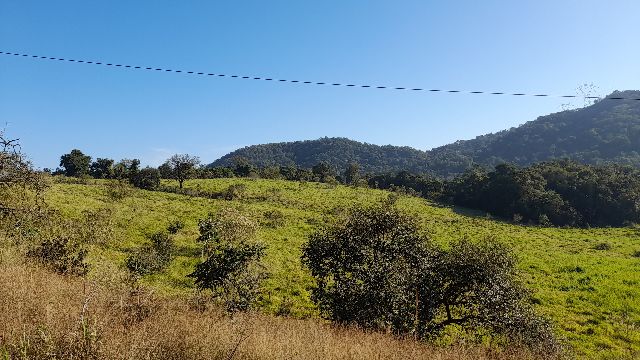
262, 209, 285, 228
20, 207, 112, 276
222, 183, 247, 200
167, 220, 185, 234
130, 167, 161, 190
105, 180, 132, 201
594, 242, 611, 251
27, 236, 88, 276
302, 202, 558, 354
189, 209, 266, 312
126, 232, 174, 276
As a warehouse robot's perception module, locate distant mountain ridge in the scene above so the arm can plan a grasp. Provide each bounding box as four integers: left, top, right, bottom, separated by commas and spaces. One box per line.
210, 90, 640, 177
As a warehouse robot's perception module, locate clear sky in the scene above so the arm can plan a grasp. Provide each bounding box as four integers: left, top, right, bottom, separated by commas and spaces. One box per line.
1, 1, 639, 168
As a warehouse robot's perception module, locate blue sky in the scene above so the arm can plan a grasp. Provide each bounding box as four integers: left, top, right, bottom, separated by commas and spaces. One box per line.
1, 1, 638, 168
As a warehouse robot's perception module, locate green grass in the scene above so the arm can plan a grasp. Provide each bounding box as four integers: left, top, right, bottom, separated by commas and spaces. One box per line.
45, 178, 640, 359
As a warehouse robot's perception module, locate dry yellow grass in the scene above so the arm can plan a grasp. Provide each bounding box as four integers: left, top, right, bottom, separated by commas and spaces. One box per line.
0, 249, 544, 360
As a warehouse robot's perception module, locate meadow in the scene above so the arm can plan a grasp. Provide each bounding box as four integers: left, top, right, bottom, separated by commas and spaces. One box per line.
42, 177, 640, 359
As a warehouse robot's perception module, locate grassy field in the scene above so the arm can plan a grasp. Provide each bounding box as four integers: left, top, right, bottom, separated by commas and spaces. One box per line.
44, 178, 640, 359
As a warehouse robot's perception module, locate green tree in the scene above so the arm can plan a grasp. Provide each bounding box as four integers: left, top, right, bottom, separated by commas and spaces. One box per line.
232, 156, 256, 177
162, 154, 201, 188
59, 149, 91, 177
188, 208, 266, 312
130, 167, 161, 190
113, 159, 140, 182
302, 202, 557, 353
312, 161, 335, 182
89, 158, 114, 179
343, 162, 360, 185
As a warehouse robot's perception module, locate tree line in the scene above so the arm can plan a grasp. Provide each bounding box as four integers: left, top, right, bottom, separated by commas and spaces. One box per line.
370, 160, 640, 227
50, 149, 367, 189
52, 149, 640, 227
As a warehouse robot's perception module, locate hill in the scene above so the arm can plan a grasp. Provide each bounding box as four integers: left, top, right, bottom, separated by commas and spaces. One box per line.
209, 91, 640, 177
32, 177, 640, 358
429, 90, 640, 171
210, 137, 432, 174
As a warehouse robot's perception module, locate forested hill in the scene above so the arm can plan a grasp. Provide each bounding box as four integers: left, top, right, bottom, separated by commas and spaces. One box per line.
210, 90, 640, 177
209, 137, 432, 174
429, 90, 640, 171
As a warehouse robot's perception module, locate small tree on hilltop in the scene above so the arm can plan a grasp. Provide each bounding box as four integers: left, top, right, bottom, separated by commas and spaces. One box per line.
89, 158, 115, 179
113, 158, 141, 182
59, 149, 91, 177
163, 154, 201, 188
130, 167, 161, 190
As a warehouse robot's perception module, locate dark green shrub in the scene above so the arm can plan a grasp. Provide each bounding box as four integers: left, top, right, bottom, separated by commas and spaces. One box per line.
105, 180, 131, 201
130, 167, 160, 190
126, 232, 174, 276
594, 242, 611, 250
189, 209, 266, 312
302, 202, 558, 354
262, 209, 285, 228
167, 220, 185, 234
27, 236, 88, 276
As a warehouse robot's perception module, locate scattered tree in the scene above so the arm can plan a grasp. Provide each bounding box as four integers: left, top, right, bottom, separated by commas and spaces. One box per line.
113, 158, 141, 182
232, 156, 256, 178
130, 167, 161, 190
312, 162, 335, 183
343, 162, 360, 185
89, 158, 115, 179
59, 149, 91, 177
162, 154, 201, 188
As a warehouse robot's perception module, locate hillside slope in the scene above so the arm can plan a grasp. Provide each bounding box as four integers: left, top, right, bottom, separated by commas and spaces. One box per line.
430, 90, 640, 169
209, 91, 640, 177
44, 178, 640, 359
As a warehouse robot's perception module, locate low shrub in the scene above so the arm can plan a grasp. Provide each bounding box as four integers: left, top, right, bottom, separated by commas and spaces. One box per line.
167, 220, 185, 234
262, 209, 285, 228
27, 236, 88, 275
126, 232, 174, 276
223, 183, 247, 201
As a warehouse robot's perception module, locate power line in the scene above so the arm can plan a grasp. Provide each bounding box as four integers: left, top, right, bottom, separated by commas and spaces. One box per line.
1, 50, 638, 101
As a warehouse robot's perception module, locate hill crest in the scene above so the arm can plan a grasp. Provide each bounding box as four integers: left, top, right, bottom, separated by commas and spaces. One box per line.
210, 90, 640, 177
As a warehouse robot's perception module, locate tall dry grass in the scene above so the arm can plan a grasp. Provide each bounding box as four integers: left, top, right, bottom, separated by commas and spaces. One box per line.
0, 251, 544, 360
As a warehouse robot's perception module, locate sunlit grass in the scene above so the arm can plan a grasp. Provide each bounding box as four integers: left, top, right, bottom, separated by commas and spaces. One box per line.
45, 178, 640, 359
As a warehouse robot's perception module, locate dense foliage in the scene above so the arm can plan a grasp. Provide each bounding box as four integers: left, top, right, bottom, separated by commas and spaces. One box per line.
430, 91, 640, 173
371, 160, 640, 227
209, 137, 432, 174
189, 208, 267, 311
302, 202, 557, 353
59, 149, 91, 177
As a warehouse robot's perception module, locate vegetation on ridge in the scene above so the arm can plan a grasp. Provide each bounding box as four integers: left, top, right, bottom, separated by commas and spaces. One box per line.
209, 91, 640, 177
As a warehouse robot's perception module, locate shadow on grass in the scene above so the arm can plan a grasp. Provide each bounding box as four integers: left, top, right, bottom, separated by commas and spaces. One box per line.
174, 245, 201, 258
